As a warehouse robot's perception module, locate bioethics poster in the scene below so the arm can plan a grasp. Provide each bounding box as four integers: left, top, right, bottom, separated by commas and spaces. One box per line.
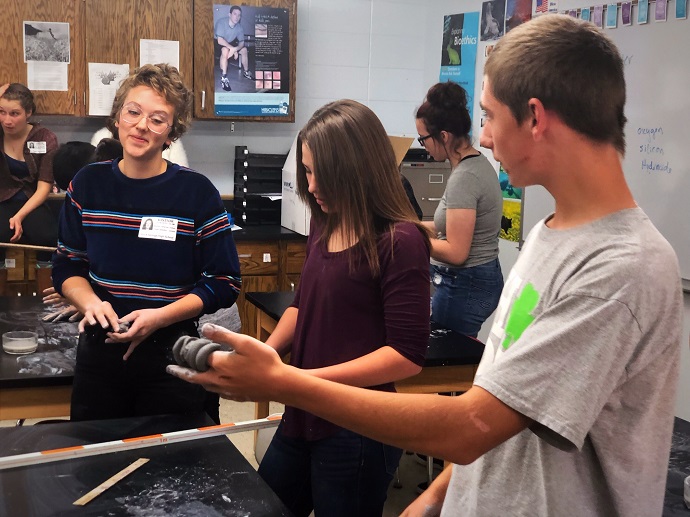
439, 12, 479, 122
213, 4, 290, 117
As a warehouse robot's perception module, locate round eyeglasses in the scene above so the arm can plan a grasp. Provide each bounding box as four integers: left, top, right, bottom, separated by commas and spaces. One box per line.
120, 103, 172, 135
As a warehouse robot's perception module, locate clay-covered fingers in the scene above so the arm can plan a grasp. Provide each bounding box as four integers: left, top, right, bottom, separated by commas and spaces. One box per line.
166, 364, 200, 382
165, 363, 232, 396
68, 310, 84, 323
42, 287, 65, 305
42, 305, 80, 322
42, 309, 64, 323
110, 321, 131, 333
200, 323, 277, 369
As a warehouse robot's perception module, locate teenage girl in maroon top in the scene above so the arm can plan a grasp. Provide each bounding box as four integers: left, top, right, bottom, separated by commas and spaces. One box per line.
257, 99, 432, 517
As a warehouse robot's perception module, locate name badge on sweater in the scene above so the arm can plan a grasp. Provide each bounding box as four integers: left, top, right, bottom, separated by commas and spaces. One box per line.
27, 141, 47, 153
138, 217, 178, 241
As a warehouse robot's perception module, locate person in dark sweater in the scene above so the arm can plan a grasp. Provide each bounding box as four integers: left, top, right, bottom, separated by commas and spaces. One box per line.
240, 100, 430, 516
401, 172, 424, 220
52, 64, 241, 423
52, 138, 123, 191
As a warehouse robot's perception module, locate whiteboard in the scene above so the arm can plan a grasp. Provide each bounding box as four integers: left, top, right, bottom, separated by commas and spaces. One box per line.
520, 8, 690, 282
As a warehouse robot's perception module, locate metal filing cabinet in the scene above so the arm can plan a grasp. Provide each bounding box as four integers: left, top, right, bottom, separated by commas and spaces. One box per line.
401, 160, 451, 221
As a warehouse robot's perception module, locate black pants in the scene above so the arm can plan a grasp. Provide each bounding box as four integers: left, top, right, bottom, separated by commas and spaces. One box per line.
0, 199, 57, 261
70, 320, 220, 423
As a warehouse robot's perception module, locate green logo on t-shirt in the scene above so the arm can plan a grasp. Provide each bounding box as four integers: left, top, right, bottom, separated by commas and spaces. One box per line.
502, 282, 539, 350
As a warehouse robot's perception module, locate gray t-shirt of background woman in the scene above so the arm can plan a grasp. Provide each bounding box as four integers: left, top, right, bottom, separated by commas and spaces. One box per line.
431, 153, 502, 269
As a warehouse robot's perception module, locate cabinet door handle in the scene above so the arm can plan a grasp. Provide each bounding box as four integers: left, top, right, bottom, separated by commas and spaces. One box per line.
201, 90, 206, 110
427, 197, 442, 202
73, 92, 77, 105
290, 282, 295, 292
238, 253, 252, 258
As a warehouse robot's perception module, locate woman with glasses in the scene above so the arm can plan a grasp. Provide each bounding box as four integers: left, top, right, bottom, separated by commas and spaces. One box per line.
52, 64, 242, 423
416, 81, 503, 338
0, 82, 58, 295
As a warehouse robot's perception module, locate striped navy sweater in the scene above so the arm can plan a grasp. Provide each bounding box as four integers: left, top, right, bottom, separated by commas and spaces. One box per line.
52, 159, 241, 318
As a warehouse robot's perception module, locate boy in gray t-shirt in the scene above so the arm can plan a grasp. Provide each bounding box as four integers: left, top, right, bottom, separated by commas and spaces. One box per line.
168, 16, 683, 517
444, 208, 681, 516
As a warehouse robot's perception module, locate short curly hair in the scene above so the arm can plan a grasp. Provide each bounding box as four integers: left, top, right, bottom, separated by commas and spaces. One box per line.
106, 64, 193, 147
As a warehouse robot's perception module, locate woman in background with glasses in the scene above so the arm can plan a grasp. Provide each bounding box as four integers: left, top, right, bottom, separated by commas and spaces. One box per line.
52, 64, 242, 423
416, 81, 503, 338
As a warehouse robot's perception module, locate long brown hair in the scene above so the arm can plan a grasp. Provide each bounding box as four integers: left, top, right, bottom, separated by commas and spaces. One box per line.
296, 99, 430, 276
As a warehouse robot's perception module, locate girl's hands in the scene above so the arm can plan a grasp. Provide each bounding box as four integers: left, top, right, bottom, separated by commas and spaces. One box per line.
106, 308, 168, 360
8, 215, 23, 242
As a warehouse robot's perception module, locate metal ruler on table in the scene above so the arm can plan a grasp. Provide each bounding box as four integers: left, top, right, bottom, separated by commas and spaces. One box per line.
0, 414, 282, 471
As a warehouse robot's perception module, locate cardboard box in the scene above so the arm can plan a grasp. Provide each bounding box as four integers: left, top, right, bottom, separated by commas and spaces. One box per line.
280, 135, 414, 236
281, 136, 310, 235
388, 135, 415, 167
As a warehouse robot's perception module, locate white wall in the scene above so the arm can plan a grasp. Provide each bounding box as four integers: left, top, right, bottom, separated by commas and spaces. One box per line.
39, 0, 689, 419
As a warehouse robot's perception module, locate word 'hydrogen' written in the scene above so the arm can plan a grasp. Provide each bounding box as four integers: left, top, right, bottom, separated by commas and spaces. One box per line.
641, 159, 672, 174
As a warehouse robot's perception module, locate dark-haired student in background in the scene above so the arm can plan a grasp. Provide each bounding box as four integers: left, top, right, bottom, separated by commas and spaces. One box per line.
0, 82, 58, 294
416, 81, 503, 338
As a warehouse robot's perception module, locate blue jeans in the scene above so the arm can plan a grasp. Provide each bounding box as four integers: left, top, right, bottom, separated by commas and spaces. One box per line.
431, 258, 503, 337
258, 422, 402, 517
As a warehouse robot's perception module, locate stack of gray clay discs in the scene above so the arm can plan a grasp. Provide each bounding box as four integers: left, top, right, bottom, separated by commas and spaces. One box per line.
173, 336, 223, 372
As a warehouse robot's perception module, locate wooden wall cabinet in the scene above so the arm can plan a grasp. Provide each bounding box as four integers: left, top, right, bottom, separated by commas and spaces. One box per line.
0, 1, 82, 115
0, 0, 193, 117
84, 0, 194, 112
236, 239, 305, 336
2, 0, 294, 120
192, 0, 297, 120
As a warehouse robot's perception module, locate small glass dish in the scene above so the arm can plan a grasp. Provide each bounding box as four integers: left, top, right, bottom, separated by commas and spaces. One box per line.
2, 331, 39, 355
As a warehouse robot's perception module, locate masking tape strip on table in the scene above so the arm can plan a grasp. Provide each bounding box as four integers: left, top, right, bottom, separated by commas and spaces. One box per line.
0, 414, 282, 471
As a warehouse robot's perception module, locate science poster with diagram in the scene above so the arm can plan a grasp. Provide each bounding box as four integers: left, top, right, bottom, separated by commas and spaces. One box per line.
439, 12, 479, 122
